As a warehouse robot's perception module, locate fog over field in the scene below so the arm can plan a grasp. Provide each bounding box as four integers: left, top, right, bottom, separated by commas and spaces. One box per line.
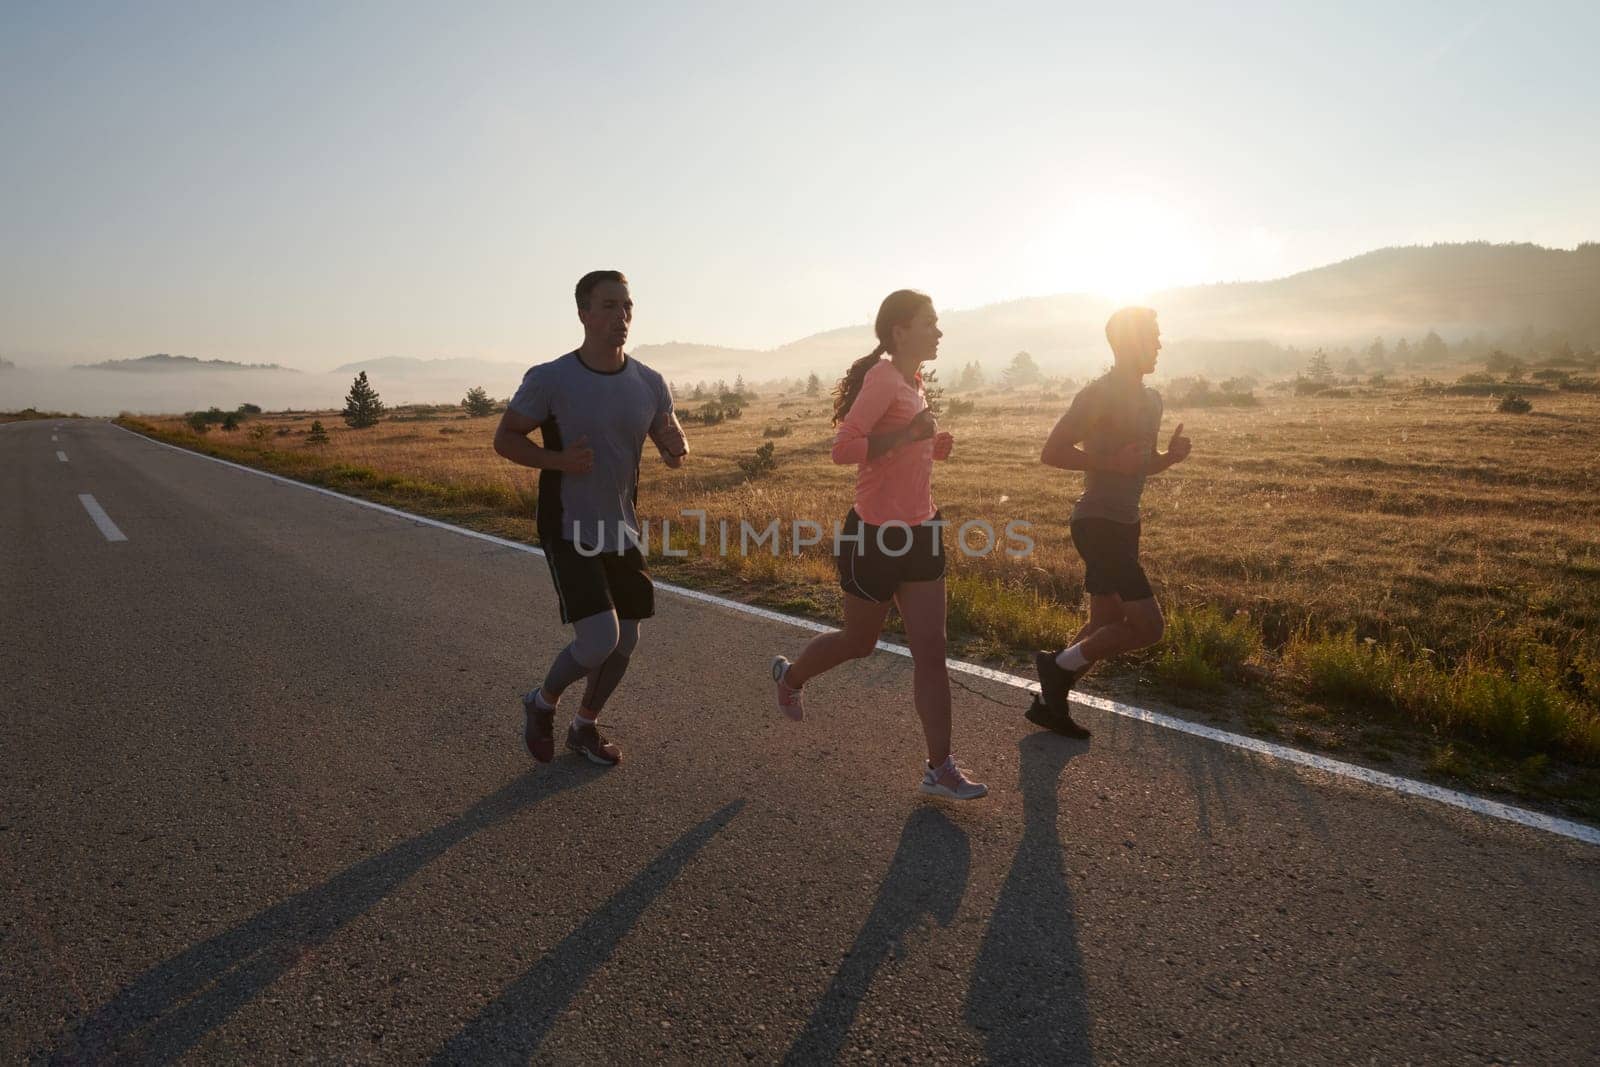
5, 242, 1597, 416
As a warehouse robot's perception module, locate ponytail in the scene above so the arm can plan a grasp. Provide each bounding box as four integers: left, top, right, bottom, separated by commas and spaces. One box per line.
829, 289, 933, 424
831, 345, 886, 424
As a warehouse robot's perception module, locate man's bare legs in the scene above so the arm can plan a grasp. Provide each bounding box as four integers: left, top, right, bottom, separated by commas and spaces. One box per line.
1061, 592, 1165, 683
1074, 595, 1164, 664
1069, 593, 1127, 656
1032, 594, 1165, 737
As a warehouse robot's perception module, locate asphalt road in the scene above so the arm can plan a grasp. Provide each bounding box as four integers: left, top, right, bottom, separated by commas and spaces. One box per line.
3, 419, 1597, 1064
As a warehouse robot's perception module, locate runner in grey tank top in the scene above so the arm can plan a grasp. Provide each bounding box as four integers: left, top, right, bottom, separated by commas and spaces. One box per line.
1069, 373, 1163, 525
1032, 307, 1192, 737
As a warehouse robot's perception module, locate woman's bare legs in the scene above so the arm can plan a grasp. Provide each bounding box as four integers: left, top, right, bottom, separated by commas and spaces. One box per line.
783, 593, 893, 689
894, 577, 951, 766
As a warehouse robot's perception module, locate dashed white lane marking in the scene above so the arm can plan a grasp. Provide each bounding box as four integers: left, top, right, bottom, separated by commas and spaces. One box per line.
78, 494, 127, 542
56, 451, 68, 462
113, 423, 1600, 848
52, 434, 59, 442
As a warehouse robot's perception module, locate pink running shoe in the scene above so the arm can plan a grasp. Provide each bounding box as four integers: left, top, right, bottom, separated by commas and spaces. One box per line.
771, 655, 804, 721
920, 755, 988, 800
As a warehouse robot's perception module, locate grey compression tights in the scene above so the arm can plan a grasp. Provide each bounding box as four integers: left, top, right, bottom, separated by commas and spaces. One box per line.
538, 612, 641, 713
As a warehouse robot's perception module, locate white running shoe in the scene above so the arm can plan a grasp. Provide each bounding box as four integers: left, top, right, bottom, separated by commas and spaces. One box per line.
920, 755, 988, 800
771, 655, 804, 721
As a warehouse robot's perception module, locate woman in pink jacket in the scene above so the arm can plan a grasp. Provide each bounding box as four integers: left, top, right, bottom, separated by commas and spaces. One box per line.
771, 290, 987, 800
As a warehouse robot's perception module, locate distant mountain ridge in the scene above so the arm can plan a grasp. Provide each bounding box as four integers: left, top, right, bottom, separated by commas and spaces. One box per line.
49, 242, 1600, 387
75, 353, 293, 372
1150, 241, 1600, 344
635, 241, 1600, 382
330, 355, 525, 375
630, 342, 768, 377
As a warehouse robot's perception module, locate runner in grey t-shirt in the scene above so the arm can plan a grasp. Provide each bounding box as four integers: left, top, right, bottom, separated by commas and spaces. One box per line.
508, 349, 682, 552
1030, 306, 1192, 737
493, 270, 688, 769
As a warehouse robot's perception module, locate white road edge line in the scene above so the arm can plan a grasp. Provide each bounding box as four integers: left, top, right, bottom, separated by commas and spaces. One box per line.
78, 493, 127, 542
112, 422, 1600, 848
56, 451, 68, 462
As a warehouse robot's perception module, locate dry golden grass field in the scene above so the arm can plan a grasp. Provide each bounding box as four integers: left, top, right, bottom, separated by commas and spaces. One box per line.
120, 376, 1600, 816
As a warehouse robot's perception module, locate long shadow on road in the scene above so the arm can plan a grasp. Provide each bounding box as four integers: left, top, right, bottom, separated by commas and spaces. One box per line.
40, 766, 596, 1065
783, 807, 971, 1065
431, 798, 747, 1064
966, 732, 1094, 1063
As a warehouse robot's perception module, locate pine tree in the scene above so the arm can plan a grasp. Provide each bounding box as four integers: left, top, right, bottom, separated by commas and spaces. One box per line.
343, 371, 385, 428
306, 419, 330, 445
1306, 349, 1332, 382
922, 366, 944, 417
805, 372, 821, 396
1418, 331, 1448, 363
1003, 352, 1040, 389
733, 374, 747, 397
462, 385, 494, 417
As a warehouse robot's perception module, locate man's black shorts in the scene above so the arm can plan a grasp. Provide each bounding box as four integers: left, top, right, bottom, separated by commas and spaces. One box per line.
542, 538, 655, 623
1069, 518, 1153, 601
836, 508, 946, 603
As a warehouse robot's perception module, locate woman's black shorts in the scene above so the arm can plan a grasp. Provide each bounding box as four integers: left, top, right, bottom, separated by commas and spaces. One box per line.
835, 508, 946, 603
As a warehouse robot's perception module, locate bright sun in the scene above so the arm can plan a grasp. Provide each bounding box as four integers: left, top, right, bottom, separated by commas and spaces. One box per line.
1044, 190, 1213, 304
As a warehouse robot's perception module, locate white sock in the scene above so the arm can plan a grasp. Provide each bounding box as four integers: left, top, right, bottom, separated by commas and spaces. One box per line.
1055, 644, 1089, 671
572, 714, 597, 730
531, 689, 556, 710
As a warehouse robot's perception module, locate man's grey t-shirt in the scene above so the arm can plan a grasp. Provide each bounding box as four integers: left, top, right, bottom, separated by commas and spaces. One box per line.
509, 351, 684, 552
1066, 372, 1163, 525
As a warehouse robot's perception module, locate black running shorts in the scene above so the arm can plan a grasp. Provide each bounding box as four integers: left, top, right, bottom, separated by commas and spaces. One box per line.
542, 538, 655, 623
836, 508, 946, 603
1069, 518, 1153, 601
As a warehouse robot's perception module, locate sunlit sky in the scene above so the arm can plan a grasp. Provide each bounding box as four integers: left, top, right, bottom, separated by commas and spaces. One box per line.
3, 1, 1597, 370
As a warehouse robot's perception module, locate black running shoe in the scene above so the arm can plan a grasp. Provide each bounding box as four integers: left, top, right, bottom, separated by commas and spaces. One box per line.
1034, 650, 1081, 712
1024, 694, 1092, 739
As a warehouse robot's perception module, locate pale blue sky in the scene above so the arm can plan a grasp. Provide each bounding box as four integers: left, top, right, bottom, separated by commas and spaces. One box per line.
3, 1, 1596, 369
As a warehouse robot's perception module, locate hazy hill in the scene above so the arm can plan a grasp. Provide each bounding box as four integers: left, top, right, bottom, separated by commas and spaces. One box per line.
74, 353, 293, 372
639, 242, 1600, 384
1154, 242, 1600, 345
630, 342, 769, 378
330, 356, 524, 377
18, 242, 1598, 413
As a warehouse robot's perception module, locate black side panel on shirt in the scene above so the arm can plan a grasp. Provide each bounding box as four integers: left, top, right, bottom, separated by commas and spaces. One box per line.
536, 416, 564, 544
